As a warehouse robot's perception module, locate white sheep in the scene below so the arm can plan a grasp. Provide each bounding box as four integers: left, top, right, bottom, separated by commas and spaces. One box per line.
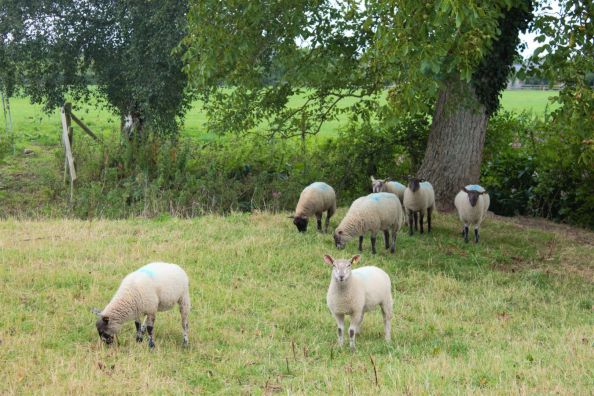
454, 184, 490, 243
323, 254, 393, 351
333, 192, 405, 254
291, 182, 336, 233
370, 176, 406, 204
403, 178, 435, 235
92, 262, 190, 349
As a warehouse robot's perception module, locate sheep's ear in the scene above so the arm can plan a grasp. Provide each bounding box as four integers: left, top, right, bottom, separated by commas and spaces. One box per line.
102, 316, 110, 324
479, 190, 487, 195
462, 187, 470, 193
91, 307, 102, 317
350, 255, 361, 266
370, 176, 376, 182
323, 255, 335, 266
287, 215, 295, 219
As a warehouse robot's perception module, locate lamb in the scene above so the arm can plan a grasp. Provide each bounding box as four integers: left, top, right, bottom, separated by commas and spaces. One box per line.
403, 178, 435, 235
323, 254, 393, 351
454, 184, 490, 243
333, 192, 405, 254
92, 262, 190, 349
290, 182, 336, 233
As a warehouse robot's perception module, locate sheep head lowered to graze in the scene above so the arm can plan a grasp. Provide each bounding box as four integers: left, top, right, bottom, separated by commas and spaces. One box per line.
291, 182, 337, 233
92, 262, 191, 349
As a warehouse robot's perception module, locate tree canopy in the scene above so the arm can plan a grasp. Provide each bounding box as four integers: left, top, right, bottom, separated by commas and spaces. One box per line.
0, 0, 191, 136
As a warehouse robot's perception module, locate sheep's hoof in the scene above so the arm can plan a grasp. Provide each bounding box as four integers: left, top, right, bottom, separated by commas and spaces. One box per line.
350, 345, 356, 352
148, 340, 155, 349
182, 340, 189, 348
136, 336, 143, 343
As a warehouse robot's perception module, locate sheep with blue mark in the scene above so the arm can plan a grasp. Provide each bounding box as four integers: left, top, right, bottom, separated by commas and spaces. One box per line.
291, 182, 336, 233
403, 177, 435, 235
454, 184, 490, 243
92, 262, 190, 349
333, 192, 405, 254
323, 254, 393, 351
370, 176, 406, 204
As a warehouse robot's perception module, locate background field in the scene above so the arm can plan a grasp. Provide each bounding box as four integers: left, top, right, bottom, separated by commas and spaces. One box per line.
0, 211, 592, 394
1, 90, 558, 150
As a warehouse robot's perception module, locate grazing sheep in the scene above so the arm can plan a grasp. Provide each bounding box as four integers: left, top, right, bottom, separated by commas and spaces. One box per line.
333, 192, 405, 254
92, 262, 190, 349
324, 254, 393, 351
403, 178, 435, 235
291, 182, 336, 233
454, 184, 490, 243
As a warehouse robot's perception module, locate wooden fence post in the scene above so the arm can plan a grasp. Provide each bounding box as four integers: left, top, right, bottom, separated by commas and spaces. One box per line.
61, 103, 77, 201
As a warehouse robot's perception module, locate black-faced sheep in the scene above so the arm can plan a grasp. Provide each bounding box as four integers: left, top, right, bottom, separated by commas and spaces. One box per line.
403, 178, 435, 235
324, 254, 393, 351
333, 192, 405, 254
454, 184, 490, 243
291, 182, 336, 233
92, 262, 190, 349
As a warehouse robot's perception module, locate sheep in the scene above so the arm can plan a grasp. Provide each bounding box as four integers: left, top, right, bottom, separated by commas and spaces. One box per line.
92, 262, 190, 349
333, 192, 405, 254
454, 184, 490, 243
290, 182, 336, 233
371, 176, 412, 225
323, 254, 393, 351
403, 178, 435, 235
370, 176, 406, 204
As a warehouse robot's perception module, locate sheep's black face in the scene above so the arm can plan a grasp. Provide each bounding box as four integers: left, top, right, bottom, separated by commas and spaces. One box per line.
96, 317, 114, 345
467, 191, 481, 207
293, 216, 308, 232
334, 230, 346, 249
409, 178, 421, 192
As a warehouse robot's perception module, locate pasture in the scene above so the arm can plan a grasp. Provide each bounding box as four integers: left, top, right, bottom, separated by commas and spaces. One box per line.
0, 211, 592, 393
2, 90, 557, 149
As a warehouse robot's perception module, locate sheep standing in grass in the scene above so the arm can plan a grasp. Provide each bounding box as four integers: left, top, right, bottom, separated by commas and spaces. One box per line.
371, 176, 411, 225
92, 262, 190, 349
403, 178, 435, 235
324, 254, 393, 351
454, 185, 490, 243
333, 192, 405, 254
291, 182, 336, 233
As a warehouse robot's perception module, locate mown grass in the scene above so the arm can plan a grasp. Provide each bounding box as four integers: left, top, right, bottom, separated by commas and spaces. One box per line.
0, 211, 592, 394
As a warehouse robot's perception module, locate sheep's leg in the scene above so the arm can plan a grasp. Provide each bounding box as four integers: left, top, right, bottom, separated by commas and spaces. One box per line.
146, 314, 156, 349
474, 225, 480, 243
324, 210, 332, 233
333, 313, 345, 347
380, 299, 393, 341
349, 311, 364, 351
464, 224, 469, 243
316, 213, 323, 231
370, 233, 377, 255
408, 210, 414, 235
383, 230, 390, 249
414, 212, 418, 231
135, 319, 143, 343
179, 293, 190, 346
390, 229, 397, 253
419, 212, 425, 234
358, 236, 364, 252
427, 207, 432, 233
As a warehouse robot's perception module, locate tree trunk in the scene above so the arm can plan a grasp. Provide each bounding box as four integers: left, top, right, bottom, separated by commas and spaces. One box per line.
418, 78, 488, 211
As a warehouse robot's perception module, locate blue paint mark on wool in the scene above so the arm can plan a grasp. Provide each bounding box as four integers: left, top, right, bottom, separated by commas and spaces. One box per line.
368, 192, 395, 202
465, 184, 485, 192
353, 267, 373, 280
420, 181, 432, 189
137, 265, 157, 278
309, 182, 329, 191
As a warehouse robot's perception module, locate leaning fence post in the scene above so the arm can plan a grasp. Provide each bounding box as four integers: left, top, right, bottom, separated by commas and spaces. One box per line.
60, 103, 76, 201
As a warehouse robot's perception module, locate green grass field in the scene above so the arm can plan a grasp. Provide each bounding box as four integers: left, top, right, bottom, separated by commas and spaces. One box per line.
1, 90, 557, 150
0, 212, 592, 393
